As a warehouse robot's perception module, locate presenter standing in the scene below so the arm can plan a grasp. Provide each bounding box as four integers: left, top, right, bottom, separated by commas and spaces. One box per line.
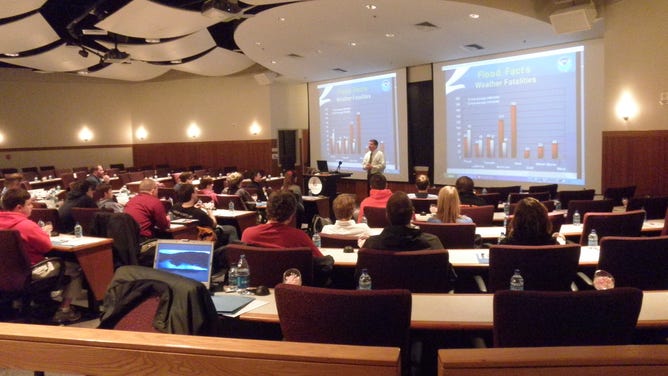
362, 139, 385, 191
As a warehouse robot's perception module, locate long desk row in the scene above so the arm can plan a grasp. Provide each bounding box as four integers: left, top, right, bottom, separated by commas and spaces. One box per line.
238, 289, 668, 331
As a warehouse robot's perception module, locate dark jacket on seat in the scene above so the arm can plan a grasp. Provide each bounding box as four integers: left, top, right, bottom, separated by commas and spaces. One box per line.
362, 225, 443, 251
99, 266, 220, 336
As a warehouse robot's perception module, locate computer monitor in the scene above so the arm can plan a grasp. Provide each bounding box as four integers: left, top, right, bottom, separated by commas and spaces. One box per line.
316, 160, 329, 172
153, 240, 214, 289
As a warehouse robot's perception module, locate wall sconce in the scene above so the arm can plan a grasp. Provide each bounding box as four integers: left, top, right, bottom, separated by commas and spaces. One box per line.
136, 126, 148, 140
615, 91, 638, 121
79, 126, 93, 142
187, 123, 201, 139
0, 132, 4, 143
249, 123, 261, 135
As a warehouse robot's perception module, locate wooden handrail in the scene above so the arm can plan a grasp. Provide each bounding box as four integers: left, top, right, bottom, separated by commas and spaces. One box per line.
0, 323, 400, 376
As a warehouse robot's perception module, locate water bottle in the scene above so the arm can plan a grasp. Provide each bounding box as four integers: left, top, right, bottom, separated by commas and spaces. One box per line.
120, 185, 129, 196
74, 222, 83, 238
573, 210, 581, 225
498, 231, 506, 244
38, 220, 45, 229
503, 202, 510, 216
510, 269, 524, 291
358, 268, 372, 290
228, 201, 235, 212
236, 254, 250, 294
482, 187, 488, 194
587, 229, 598, 247
227, 266, 238, 292
555, 200, 562, 210
312, 231, 321, 247
503, 216, 508, 231
361, 216, 368, 224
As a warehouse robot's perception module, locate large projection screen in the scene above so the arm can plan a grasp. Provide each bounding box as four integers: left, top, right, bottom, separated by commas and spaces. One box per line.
433, 41, 604, 190
308, 68, 409, 182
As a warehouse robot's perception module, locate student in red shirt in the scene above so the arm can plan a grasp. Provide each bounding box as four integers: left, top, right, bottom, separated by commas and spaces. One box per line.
124, 178, 170, 240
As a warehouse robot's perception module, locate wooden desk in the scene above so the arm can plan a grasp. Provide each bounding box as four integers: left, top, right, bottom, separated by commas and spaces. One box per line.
125, 177, 174, 193
239, 289, 668, 331
559, 219, 665, 237
27, 177, 63, 190
159, 222, 200, 240
303, 195, 331, 220
320, 246, 601, 268
50, 235, 114, 301
213, 209, 258, 235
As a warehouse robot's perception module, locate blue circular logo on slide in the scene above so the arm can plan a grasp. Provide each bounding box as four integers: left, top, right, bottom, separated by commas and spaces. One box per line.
557, 56, 572, 72
381, 80, 392, 91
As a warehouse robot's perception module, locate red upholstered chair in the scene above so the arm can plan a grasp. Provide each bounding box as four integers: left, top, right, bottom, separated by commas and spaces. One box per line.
594, 236, 668, 290
275, 283, 411, 350
223, 244, 313, 287
410, 197, 437, 214
355, 248, 453, 293
482, 244, 581, 293
627, 196, 668, 219
557, 189, 595, 208
548, 211, 566, 233
112, 295, 161, 333
663, 208, 668, 236
528, 184, 558, 200
128, 171, 145, 182
566, 199, 614, 224
157, 187, 176, 201
508, 191, 550, 204
363, 206, 390, 228
579, 210, 645, 245
485, 185, 521, 203
29, 208, 60, 232
476, 192, 502, 207
493, 288, 643, 347
216, 194, 247, 210
319, 233, 360, 248
603, 185, 636, 206
70, 207, 106, 236
414, 222, 477, 249
460, 205, 495, 226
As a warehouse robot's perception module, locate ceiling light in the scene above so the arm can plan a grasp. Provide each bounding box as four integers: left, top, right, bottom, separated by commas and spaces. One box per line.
278, 17, 286, 22
170, 59, 182, 64
202, 0, 241, 19
469, 13, 480, 19
365, 4, 377, 10
4, 53, 19, 57
271, 60, 277, 64
145, 38, 160, 43
385, 33, 395, 38
349, 42, 357, 47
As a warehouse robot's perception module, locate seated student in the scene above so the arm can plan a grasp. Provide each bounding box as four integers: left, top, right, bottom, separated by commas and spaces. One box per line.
280, 170, 304, 227
242, 191, 323, 257
170, 184, 238, 246
124, 178, 170, 241
197, 176, 218, 205
58, 180, 98, 233
0, 188, 83, 323
502, 197, 558, 245
322, 194, 371, 241
362, 191, 443, 251
408, 175, 437, 199
248, 170, 268, 202
86, 165, 110, 187
222, 171, 253, 203
357, 173, 393, 223
428, 186, 473, 224
173, 171, 194, 194
455, 175, 487, 206
1, 173, 24, 198
96, 183, 124, 213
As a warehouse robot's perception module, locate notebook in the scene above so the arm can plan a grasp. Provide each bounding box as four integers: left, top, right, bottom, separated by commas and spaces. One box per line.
316, 160, 329, 172
211, 295, 255, 315
153, 239, 214, 289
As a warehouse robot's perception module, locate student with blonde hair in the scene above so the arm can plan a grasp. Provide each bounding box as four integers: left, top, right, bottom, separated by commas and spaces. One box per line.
429, 186, 472, 224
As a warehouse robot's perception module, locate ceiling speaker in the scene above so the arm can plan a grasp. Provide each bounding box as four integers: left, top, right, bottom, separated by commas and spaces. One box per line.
549, 3, 597, 34
254, 71, 278, 85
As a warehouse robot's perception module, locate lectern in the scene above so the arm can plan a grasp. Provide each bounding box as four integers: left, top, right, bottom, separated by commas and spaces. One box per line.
305, 172, 352, 199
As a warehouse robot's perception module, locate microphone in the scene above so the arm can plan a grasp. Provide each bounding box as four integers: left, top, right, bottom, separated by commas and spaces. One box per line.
336, 161, 342, 173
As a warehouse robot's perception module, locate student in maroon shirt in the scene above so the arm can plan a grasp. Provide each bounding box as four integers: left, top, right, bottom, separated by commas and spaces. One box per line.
124, 178, 170, 240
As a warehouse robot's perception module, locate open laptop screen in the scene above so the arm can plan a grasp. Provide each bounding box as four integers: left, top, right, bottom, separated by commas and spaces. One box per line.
153, 240, 214, 289
316, 160, 329, 172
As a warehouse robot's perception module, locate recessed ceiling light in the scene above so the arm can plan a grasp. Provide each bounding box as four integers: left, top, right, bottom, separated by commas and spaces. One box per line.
255, 42, 262, 46
278, 17, 286, 22
385, 33, 395, 38
4, 53, 19, 57
271, 60, 277, 64
77, 70, 89, 75
170, 59, 182, 64
349, 42, 357, 47
469, 13, 480, 19
365, 4, 377, 10
145, 38, 160, 43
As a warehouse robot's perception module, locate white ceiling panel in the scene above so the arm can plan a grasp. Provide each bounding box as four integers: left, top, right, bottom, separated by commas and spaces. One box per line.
85, 60, 170, 81
0, 13, 59, 53
0, 44, 98, 72
172, 47, 255, 76
0, 0, 47, 19
97, 29, 216, 62
96, 0, 220, 39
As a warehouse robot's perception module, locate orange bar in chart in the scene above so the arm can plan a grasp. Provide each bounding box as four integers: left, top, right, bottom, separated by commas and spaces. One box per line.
497, 117, 505, 158
349, 122, 354, 154
510, 103, 526, 158
537, 143, 544, 159
462, 136, 469, 158
485, 135, 492, 158
551, 140, 559, 159
474, 141, 482, 158
523, 147, 530, 159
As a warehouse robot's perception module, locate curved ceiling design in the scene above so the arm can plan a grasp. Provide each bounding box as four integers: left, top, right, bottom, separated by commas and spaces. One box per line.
0, 0, 604, 82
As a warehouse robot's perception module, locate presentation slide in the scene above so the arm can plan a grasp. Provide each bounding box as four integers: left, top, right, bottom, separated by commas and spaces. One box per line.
308, 69, 409, 182
433, 46, 586, 186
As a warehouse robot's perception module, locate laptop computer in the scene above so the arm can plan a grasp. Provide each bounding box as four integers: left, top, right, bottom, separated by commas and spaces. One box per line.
153, 239, 214, 289
316, 160, 329, 172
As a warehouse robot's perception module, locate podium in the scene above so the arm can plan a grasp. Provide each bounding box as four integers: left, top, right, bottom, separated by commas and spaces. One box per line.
304, 172, 352, 198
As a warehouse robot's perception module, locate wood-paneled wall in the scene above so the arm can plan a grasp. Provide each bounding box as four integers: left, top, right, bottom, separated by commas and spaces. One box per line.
602, 131, 668, 197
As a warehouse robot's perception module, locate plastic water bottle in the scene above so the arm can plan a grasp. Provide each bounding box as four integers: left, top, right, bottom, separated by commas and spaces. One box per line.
312, 231, 321, 248
236, 255, 250, 294
503, 202, 510, 216
38, 220, 45, 229
74, 222, 83, 238
227, 266, 238, 292
588, 229, 598, 247
482, 187, 488, 194
361, 216, 368, 224
498, 231, 506, 244
555, 200, 562, 210
573, 210, 581, 225
510, 269, 524, 291
358, 269, 372, 290
228, 201, 235, 212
